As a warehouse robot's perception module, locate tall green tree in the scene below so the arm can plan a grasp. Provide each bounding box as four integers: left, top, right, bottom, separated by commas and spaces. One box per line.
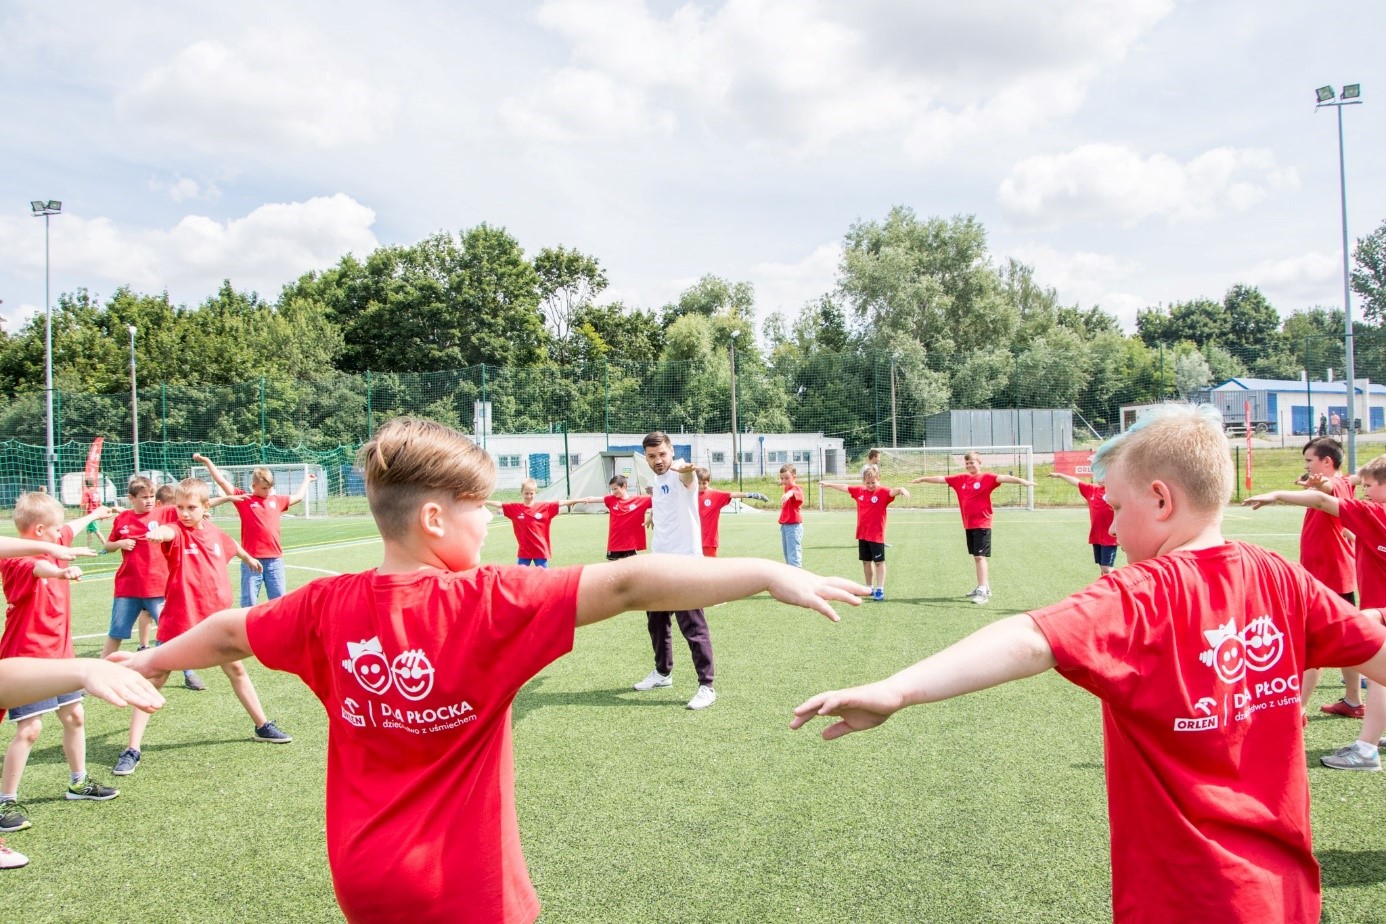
1353, 219, 1386, 323
535, 246, 608, 363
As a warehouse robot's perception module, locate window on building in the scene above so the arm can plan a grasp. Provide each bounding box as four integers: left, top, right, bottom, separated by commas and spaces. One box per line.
559, 454, 580, 467
498, 455, 521, 469
710, 452, 725, 464
792, 450, 812, 463
767, 450, 788, 463
741, 452, 755, 464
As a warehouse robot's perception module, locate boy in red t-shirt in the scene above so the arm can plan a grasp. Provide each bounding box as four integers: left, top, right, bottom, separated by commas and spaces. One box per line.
1, 493, 119, 834
694, 467, 768, 557
112, 478, 291, 779
1048, 471, 1118, 578
779, 464, 805, 567
602, 475, 652, 561
484, 478, 599, 567
120, 417, 865, 924
912, 452, 1036, 605
795, 405, 1386, 924
822, 465, 909, 601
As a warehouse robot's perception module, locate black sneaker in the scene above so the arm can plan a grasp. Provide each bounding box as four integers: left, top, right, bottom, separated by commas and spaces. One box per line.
66, 776, 119, 801
253, 721, 292, 744
113, 748, 141, 776
183, 671, 207, 692
0, 802, 30, 833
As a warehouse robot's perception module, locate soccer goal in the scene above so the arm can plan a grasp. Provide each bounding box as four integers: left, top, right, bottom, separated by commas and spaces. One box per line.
188, 462, 330, 518
874, 445, 1035, 512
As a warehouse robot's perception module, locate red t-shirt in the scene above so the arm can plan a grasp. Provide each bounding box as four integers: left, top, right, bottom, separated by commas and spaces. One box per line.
0, 526, 75, 660
698, 490, 734, 549
109, 509, 169, 598
1031, 541, 1386, 924
500, 502, 560, 561
245, 564, 582, 924
1077, 481, 1116, 546
847, 486, 895, 543
944, 472, 1001, 529
1299, 477, 1356, 594
1336, 499, 1386, 607
81, 487, 102, 514
157, 519, 237, 642
779, 485, 804, 525
604, 495, 651, 553
231, 493, 291, 559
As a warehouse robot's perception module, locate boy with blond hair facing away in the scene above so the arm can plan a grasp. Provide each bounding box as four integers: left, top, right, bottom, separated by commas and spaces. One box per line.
821, 465, 909, 601
794, 405, 1386, 924
779, 464, 805, 567
602, 475, 651, 561
484, 478, 600, 567
120, 417, 864, 923
693, 467, 768, 557
1048, 470, 1118, 578
1245, 453, 1386, 771
193, 454, 315, 607
1, 493, 119, 836
112, 478, 290, 778
912, 451, 1036, 604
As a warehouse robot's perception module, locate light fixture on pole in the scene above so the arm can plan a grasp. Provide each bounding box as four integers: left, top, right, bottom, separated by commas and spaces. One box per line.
729, 330, 741, 490
129, 325, 140, 477
1315, 84, 1363, 469
29, 199, 62, 495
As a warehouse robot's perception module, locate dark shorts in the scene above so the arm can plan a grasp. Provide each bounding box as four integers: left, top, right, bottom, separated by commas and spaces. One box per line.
965, 528, 992, 558
858, 540, 886, 563
1093, 544, 1118, 567
606, 550, 638, 561
9, 689, 83, 722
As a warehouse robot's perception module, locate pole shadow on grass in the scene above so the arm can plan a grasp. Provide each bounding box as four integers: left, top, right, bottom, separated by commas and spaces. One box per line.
1318, 849, 1386, 887
513, 676, 679, 725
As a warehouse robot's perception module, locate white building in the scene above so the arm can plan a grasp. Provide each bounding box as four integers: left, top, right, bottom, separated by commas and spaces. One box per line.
1206, 375, 1386, 436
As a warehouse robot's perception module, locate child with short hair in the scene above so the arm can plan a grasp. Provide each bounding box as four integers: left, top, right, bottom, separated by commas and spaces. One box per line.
821, 465, 909, 602
1, 493, 120, 836
1047, 471, 1118, 578
911, 451, 1036, 604
779, 464, 804, 567
193, 454, 316, 606
484, 478, 600, 567
860, 448, 881, 479
112, 478, 290, 778
603, 475, 652, 561
693, 467, 768, 557
795, 405, 1386, 924
122, 417, 864, 923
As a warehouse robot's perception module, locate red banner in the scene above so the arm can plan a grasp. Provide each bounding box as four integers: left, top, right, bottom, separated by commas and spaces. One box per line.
1054, 450, 1096, 478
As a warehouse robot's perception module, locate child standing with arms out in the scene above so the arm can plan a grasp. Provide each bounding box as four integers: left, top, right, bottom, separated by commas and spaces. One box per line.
821, 465, 909, 602
1, 493, 119, 836
603, 475, 652, 561
779, 464, 804, 567
193, 454, 315, 607
912, 451, 1036, 604
795, 405, 1386, 924
112, 478, 290, 778
122, 417, 864, 923
1048, 471, 1118, 578
484, 479, 599, 567
694, 467, 767, 557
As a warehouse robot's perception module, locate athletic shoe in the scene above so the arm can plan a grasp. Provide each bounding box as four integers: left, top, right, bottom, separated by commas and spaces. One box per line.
0, 839, 27, 870
66, 776, 119, 801
1320, 698, 1365, 719
0, 802, 30, 833
136, 645, 150, 652
633, 670, 672, 691
112, 748, 141, 777
183, 671, 207, 692
972, 589, 991, 605
1321, 744, 1382, 771
965, 586, 984, 600
686, 685, 717, 710
253, 721, 293, 744
872, 588, 885, 602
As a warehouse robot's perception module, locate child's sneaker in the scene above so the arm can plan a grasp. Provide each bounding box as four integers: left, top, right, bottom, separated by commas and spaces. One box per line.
112, 748, 141, 776
872, 588, 885, 602
183, 671, 207, 691
253, 721, 293, 744
1321, 743, 1382, 771
965, 586, 984, 600
0, 839, 27, 870
0, 802, 30, 833
1320, 698, 1365, 719
632, 670, 672, 691
66, 776, 119, 801
686, 685, 717, 710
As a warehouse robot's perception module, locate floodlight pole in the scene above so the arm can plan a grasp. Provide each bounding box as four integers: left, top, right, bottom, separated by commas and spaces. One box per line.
129, 325, 140, 476
30, 201, 61, 494
729, 331, 741, 490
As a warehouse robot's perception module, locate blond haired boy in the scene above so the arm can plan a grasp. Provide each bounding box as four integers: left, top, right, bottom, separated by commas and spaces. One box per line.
484, 478, 600, 567
794, 405, 1386, 924
122, 417, 864, 923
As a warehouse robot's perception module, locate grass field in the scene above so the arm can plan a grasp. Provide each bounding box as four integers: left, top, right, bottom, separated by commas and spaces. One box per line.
7, 504, 1386, 923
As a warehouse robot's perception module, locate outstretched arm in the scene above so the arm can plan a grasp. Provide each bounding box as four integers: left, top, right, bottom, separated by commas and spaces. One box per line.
1, 657, 165, 713
33, 561, 83, 582
820, 481, 852, 494
790, 614, 1056, 740
0, 537, 95, 561
191, 453, 237, 497
889, 486, 910, 498
123, 608, 253, 674
910, 475, 948, 485
997, 475, 1036, 487
1048, 472, 1082, 488
68, 505, 114, 534
286, 473, 317, 508
1243, 489, 1341, 514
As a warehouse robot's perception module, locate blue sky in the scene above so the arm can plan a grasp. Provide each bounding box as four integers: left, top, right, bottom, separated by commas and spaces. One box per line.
2, 1, 1382, 339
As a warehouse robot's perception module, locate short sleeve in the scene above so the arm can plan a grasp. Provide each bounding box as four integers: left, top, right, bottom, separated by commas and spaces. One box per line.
1078, 482, 1096, 501
1029, 574, 1139, 701
480, 565, 582, 690
848, 486, 864, 501
1301, 570, 1386, 668
247, 582, 329, 692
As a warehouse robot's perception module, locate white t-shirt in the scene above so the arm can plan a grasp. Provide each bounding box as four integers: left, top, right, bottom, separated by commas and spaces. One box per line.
650, 468, 701, 556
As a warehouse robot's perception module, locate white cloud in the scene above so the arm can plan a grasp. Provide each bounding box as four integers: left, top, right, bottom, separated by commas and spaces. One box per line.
500, 66, 678, 142
1006, 243, 1146, 329
748, 242, 841, 316
147, 174, 221, 203
998, 144, 1299, 230
1241, 251, 1342, 311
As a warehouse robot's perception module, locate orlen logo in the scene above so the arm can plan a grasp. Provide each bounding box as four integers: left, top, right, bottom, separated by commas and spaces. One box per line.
1198, 616, 1285, 683
342, 636, 436, 701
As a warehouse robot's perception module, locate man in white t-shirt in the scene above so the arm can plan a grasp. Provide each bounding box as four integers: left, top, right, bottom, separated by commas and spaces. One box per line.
632, 431, 718, 709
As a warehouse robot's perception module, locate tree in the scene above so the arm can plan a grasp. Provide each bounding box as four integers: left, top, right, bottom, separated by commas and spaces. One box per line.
1222, 284, 1282, 364
566, 301, 663, 367
661, 275, 755, 326
534, 246, 608, 364
1353, 219, 1386, 323
1174, 350, 1213, 399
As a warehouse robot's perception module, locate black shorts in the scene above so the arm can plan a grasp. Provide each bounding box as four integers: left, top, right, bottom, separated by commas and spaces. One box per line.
965, 528, 992, 558
858, 540, 886, 563
1093, 544, 1118, 567
606, 550, 638, 561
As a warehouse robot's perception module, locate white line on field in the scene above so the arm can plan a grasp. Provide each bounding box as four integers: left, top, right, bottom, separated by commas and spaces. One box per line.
288, 565, 341, 575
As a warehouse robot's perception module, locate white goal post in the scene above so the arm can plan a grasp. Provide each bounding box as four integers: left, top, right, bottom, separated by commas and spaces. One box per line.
874, 445, 1035, 512
188, 462, 330, 518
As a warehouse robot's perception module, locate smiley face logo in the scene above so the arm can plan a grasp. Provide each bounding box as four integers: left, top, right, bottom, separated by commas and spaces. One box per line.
343, 637, 393, 695
391, 649, 435, 701
1241, 615, 1284, 672
1199, 620, 1247, 683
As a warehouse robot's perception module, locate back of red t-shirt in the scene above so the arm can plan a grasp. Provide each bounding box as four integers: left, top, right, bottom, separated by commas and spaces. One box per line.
109, 509, 169, 598
698, 490, 733, 548
847, 486, 895, 542
233, 493, 290, 559
1337, 499, 1386, 607
500, 501, 560, 560
0, 525, 74, 659
944, 472, 1001, 529
604, 495, 651, 553
1077, 481, 1116, 546
1299, 476, 1356, 594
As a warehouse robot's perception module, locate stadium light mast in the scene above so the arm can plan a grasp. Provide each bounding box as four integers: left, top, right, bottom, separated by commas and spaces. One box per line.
729, 330, 741, 490
1315, 84, 1363, 469
30, 199, 62, 495
129, 325, 140, 476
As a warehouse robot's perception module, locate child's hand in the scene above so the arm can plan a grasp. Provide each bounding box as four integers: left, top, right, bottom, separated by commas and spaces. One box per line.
114, 538, 137, 552
191, 453, 209, 464
1242, 494, 1277, 509
57, 566, 83, 581
306, 473, 317, 482
790, 681, 906, 740
84, 658, 165, 713
245, 557, 264, 574
765, 567, 869, 622
92, 505, 115, 520
747, 492, 769, 502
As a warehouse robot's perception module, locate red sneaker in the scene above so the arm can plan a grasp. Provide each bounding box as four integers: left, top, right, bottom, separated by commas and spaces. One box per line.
1320, 698, 1365, 719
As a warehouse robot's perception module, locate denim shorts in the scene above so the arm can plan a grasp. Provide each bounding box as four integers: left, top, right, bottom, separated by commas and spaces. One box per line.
109, 596, 164, 640
1092, 544, 1118, 568
517, 558, 549, 568
9, 689, 83, 722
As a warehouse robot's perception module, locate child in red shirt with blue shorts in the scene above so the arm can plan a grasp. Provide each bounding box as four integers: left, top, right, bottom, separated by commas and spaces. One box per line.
485, 478, 599, 567
1049, 471, 1118, 578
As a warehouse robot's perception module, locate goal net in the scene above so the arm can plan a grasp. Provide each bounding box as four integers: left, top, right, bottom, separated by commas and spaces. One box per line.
188, 462, 330, 518
872, 445, 1035, 512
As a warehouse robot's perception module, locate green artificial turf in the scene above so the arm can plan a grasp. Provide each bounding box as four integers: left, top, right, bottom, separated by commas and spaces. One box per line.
6, 505, 1386, 923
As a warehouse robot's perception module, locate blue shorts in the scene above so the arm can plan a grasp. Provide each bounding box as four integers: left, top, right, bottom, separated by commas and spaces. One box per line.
517, 558, 549, 568
9, 689, 83, 722
109, 596, 164, 640
1093, 544, 1118, 567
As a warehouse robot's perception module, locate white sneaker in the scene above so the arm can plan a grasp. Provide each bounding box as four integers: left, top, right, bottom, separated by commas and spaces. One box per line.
686, 685, 717, 710
972, 589, 991, 605
0, 838, 27, 870
965, 586, 983, 600
633, 670, 672, 691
